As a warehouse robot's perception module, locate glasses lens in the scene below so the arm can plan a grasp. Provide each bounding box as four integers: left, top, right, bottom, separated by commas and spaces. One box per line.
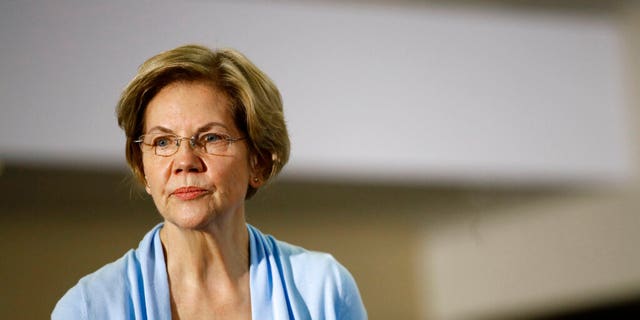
142, 134, 178, 156
201, 133, 230, 155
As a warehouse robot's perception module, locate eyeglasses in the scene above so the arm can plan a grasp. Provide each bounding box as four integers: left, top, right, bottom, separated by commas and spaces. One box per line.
134, 132, 245, 157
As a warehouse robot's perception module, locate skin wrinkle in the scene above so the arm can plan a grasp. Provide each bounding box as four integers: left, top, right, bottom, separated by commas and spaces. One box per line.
142, 80, 259, 319
145, 121, 233, 136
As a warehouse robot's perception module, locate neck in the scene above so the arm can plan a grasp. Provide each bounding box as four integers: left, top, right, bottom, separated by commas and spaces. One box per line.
160, 212, 250, 290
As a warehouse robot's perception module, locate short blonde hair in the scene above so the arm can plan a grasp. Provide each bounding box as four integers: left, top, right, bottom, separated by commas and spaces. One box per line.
116, 44, 290, 198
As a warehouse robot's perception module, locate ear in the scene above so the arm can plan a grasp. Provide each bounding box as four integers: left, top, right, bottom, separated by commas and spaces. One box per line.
144, 176, 152, 195
250, 176, 264, 188
249, 154, 265, 188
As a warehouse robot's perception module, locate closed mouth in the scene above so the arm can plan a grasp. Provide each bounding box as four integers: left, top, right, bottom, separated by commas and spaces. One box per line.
171, 186, 209, 200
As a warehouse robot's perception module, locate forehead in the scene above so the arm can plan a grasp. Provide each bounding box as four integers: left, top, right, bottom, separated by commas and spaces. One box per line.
143, 81, 234, 132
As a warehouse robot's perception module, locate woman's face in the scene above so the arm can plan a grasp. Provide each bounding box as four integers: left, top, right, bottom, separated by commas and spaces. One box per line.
141, 81, 261, 230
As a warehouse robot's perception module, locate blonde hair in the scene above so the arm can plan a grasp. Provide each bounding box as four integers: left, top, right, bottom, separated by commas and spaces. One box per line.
116, 44, 290, 198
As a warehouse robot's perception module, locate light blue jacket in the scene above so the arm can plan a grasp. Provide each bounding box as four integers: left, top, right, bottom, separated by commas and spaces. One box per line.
52, 223, 367, 319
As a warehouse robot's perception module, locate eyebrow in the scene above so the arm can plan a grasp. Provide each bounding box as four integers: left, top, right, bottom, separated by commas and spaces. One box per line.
145, 122, 231, 135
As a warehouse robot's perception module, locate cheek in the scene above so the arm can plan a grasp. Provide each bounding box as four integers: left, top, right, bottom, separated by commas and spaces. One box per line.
217, 158, 252, 194
142, 156, 170, 190
141, 157, 153, 184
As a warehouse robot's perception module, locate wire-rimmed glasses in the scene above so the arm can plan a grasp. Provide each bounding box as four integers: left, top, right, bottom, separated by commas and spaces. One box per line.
134, 132, 245, 157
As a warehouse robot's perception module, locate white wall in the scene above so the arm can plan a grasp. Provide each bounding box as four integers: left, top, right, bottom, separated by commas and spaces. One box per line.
416, 4, 640, 318
0, 0, 633, 185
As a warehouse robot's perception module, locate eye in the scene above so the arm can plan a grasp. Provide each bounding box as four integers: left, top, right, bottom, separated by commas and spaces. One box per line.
152, 135, 174, 148
201, 133, 227, 144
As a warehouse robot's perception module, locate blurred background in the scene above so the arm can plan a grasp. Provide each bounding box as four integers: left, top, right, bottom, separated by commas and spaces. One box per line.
1, 0, 639, 319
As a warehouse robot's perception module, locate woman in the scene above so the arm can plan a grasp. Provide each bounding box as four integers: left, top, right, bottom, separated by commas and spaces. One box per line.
52, 45, 367, 320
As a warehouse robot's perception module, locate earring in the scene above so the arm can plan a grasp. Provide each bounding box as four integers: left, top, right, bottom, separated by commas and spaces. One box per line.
253, 177, 259, 183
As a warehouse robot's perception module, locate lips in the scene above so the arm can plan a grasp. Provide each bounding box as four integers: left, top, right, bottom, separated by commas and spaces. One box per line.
171, 186, 209, 200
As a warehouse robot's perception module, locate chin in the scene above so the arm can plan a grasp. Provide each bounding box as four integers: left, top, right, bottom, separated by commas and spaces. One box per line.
168, 217, 213, 231
162, 203, 216, 231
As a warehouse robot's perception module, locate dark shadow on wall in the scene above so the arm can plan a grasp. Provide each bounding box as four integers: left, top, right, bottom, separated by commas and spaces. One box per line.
0, 164, 621, 319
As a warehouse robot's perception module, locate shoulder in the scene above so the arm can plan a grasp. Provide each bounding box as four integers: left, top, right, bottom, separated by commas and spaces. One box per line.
249, 225, 355, 290
279, 240, 367, 319
51, 250, 136, 320
248, 224, 367, 319
51, 224, 164, 320
274, 238, 346, 283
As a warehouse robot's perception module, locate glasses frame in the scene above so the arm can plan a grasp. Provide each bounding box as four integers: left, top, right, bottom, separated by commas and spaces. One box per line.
134, 133, 246, 157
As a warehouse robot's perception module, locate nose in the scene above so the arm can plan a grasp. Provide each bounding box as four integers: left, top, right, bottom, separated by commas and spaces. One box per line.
172, 139, 205, 174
